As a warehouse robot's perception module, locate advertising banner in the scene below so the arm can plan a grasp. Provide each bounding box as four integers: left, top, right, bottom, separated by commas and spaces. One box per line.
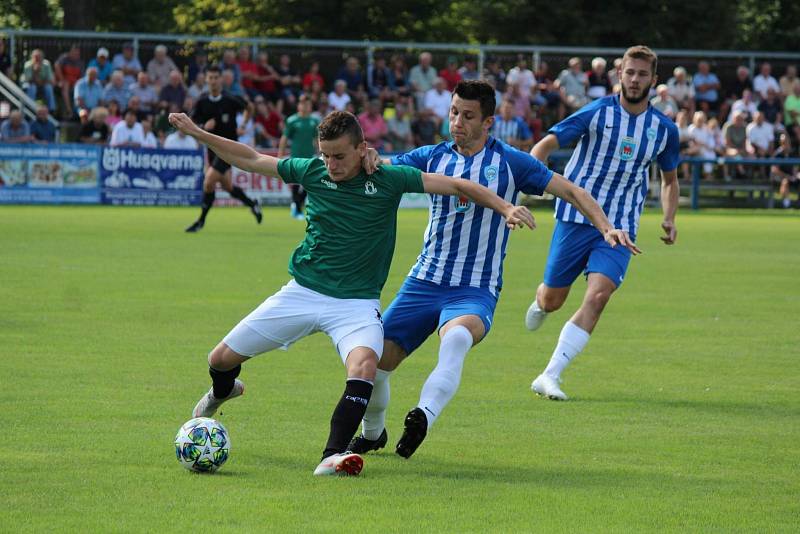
100, 147, 205, 206
0, 143, 100, 204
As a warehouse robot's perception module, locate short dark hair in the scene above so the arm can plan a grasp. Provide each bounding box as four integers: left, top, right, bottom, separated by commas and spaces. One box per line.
318, 111, 364, 146
453, 80, 496, 119
206, 65, 221, 75
622, 45, 658, 75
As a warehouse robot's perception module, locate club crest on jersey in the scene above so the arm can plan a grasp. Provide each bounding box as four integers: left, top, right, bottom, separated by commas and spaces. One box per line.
646, 127, 657, 141
483, 165, 499, 182
619, 137, 637, 161
364, 180, 377, 195
455, 195, 471, 213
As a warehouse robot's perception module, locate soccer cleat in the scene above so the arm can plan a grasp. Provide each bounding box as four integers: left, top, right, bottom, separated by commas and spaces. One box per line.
192, 379, 245, 418
185, 220, 205, 233
524, 300, 548, 331
395, 408, 428, 459
313, 452, 364, 476
251, 200, 263, 224
347, 428, 388, 454
531, 373, 568, 401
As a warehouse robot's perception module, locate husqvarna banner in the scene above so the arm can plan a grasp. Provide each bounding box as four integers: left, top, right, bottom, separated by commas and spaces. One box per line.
100, 147, 205, 206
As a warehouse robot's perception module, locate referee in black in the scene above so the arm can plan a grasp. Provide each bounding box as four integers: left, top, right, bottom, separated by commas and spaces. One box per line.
186, 65, 262, 232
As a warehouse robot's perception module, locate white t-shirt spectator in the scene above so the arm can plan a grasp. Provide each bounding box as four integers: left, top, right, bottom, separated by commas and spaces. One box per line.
746, 121, 774, 151
752, 74, 780, 101
110, 121, 145, 146
731, 98, 758, 120
164, 131, 199, 150
688, 124, 716, 157
423, 88, 452, 120
328, 91, 351, 111
506, 67, 536, 99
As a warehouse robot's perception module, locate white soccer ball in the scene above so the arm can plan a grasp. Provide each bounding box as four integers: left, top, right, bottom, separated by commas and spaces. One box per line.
174, 417, 231, 473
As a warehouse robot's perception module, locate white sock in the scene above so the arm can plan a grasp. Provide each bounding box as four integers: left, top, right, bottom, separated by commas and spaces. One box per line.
361, 369, 390, 440
418, 325, 473, 427
543, 321, 590, 380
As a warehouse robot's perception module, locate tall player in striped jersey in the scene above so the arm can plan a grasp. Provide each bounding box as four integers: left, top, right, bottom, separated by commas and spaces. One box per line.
526, 45, 680, 401
351, 80, 637, 458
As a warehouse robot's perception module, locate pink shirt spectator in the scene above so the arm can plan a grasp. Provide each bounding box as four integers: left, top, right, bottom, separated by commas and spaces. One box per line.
358, 110, 388, 149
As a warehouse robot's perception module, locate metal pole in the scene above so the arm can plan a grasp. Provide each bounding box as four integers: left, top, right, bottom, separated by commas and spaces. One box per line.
477, 47, 484, 78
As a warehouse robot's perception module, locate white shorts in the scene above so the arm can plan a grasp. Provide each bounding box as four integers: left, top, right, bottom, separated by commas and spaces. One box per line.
222, 279, 384, 363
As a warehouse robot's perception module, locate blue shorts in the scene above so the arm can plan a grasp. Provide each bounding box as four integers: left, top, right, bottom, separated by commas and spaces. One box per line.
383, 277, 498, 356
543, 220, 633, 288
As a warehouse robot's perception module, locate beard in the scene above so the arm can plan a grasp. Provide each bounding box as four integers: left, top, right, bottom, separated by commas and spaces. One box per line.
621, 83, 650, 104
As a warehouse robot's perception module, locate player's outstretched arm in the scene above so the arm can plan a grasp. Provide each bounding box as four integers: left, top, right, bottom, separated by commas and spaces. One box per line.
660, 169, 679, 244
421, 172, 536, 230
545, 173, 642, 255
168, 113, 279, 177
530, 134, 560, 162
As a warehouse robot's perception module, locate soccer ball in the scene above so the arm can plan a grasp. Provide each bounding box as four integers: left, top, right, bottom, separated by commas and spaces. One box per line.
174, 417, 231, 473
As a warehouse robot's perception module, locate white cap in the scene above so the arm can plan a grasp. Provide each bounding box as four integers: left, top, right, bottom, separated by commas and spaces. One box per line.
97, 47, 109, 57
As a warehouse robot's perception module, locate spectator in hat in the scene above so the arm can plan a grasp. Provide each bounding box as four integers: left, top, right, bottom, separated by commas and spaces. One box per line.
88, 47, 113, 83
112, 42, 142, 86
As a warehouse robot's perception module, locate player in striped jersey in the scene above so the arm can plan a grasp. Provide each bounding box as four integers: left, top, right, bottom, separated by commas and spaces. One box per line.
525, 45, 680, 401
350, 80, 637, 458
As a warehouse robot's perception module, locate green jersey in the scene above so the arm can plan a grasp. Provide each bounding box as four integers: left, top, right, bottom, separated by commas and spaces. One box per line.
284, 114, 320, 158
277, 157, 425, 299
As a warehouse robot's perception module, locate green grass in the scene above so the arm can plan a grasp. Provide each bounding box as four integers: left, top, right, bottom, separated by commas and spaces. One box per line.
2, 205, 798, 532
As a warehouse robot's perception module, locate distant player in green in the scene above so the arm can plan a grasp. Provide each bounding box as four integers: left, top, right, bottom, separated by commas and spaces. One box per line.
278, 94, 319, 220
168, 110, 535, 476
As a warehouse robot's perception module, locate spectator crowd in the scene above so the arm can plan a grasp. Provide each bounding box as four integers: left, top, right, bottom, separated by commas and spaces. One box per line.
1, 40, 799, 206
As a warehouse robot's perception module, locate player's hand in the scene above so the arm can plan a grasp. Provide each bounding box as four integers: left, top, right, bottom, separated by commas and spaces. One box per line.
503, 205, 536, 230
660, 220, 677, 245
168, 113, 203, 137
604, 229, 641, 255
204, 118, 216, 131
362, 147, 382, 175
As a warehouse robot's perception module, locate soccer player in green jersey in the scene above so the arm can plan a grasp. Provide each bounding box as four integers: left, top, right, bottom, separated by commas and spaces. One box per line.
278, 94, 319, 220
168, 110, 535, 476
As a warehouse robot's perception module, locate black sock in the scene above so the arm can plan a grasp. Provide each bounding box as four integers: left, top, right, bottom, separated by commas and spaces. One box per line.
229, 186, 255, 208
199, 191, 215, 222
322, 379, 373, 459
209, 365, 241, 399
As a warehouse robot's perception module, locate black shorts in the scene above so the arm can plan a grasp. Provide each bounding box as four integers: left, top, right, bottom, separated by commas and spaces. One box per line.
208, 149, 231, 174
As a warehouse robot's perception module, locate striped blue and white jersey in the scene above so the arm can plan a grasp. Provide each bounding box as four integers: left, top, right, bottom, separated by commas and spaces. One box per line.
391, 137, 552, 296
551, 94, 680, 236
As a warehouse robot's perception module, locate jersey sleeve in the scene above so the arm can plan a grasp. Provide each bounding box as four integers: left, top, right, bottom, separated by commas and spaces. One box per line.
390, 144, 436, 170
505, 147, 553, 195
277, 157, 316, 185
386, 165, 424, 194
548, 99, 603, 147
656, 124, 681, 172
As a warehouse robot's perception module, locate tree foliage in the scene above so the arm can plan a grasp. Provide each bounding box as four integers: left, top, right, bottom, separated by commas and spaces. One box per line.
1, 0, 799, 51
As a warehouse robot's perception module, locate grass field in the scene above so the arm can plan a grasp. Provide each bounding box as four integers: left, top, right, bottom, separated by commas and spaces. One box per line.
2, 205, 799, 532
